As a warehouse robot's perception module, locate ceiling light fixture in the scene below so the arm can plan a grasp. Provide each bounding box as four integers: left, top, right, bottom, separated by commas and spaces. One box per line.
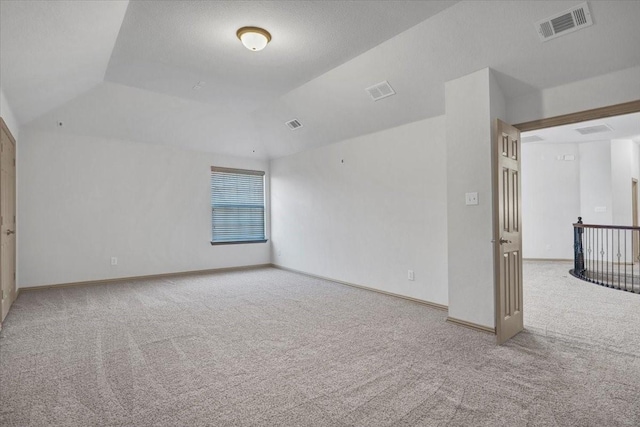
236, 26, 271, 52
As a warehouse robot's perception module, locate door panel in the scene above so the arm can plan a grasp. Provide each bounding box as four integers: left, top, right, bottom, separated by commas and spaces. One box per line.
495, 120, 523, 345
1, 118, 17, 324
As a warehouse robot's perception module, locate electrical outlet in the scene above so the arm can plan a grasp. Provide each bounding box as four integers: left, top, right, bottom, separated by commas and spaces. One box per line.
408, 270, 415, 281
465, 192, 479, 206
111, 257, 118, 266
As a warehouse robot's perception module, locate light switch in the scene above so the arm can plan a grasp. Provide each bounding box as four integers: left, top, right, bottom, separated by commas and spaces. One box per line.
465, 192, 479, 206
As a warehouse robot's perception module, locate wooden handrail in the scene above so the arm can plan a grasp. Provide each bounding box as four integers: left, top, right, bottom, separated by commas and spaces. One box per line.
573, 223, 640, 231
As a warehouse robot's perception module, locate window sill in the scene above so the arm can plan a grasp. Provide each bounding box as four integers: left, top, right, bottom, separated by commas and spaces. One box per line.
210, 239, 269, 246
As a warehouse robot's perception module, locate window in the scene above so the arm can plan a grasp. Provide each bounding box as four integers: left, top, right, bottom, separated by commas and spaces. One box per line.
210, 166, 267, 245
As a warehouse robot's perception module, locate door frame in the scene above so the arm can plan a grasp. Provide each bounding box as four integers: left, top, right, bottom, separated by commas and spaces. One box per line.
513, 100, 640, 132
493, 99, 640, 344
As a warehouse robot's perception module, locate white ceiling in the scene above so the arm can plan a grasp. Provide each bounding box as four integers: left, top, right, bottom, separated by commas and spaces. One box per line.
522, 112, 640, 145
2, 1, 640, 159
105, 0, 457, 112
0, 0, 128, 124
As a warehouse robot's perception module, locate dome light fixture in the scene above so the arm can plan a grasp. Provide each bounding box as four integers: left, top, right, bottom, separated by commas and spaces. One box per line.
236, 26, 271, 52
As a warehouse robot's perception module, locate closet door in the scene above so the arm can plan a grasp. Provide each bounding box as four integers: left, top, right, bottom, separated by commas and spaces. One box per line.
1, 118, 17, 324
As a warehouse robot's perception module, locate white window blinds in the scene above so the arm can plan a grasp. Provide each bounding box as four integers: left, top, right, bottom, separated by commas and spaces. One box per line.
211, 167, 266, 244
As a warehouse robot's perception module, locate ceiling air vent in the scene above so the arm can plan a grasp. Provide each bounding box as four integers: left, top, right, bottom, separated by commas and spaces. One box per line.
535, 2, 593, 42
366, 80, 396, 101
522, 135, 544, 143
574, 124, 613, 135
285, 119, 303, 130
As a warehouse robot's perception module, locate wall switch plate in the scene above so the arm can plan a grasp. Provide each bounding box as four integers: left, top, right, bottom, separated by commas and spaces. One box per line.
465, 192, 479, 206
111, 257, 118, 266
408, 270, 415, 281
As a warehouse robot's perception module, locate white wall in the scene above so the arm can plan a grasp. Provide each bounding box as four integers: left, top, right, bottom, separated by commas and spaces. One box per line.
633, 142, 640, 193
521, 143, 580, 259
522, 139, 640, 260
507, 66, 640, 125
18, 129, 270, 288
13, 62, 639, 330
611, 139, 638, 226
633, 141, 640, 225
0, 89, 20, 139
579, 141, 613, 225
444, 68, 505, 329
270, 116, 449, 306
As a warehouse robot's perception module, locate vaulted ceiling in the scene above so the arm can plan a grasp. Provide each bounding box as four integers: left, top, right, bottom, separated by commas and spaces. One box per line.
2, 1, 639, 159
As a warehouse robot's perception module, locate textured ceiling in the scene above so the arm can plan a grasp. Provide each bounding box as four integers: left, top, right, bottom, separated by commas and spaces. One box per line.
0, 0, 128, 123
105, 0, 457, 112
3, 1, 640, 159
248, 0, 640, 157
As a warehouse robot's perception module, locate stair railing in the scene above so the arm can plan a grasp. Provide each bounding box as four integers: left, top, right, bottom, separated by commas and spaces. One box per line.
571, 217, 640, 293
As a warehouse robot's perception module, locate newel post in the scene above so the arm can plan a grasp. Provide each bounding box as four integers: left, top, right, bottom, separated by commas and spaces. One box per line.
574, 216, 585, 275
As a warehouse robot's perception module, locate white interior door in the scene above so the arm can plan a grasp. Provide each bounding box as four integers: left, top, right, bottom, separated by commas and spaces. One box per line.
495, 119, 523, 345
1, 118, 17, 324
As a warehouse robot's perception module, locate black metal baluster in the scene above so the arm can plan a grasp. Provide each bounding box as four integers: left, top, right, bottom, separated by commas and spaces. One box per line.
632, 229, 635, 293
606, 229, 608, 285
584, 228, 591, 277
617, 229, 620, 290
589, 228, 595, 282
612, 229, 615, 288
608, 229, 612, 286
601, 228, 605, 285
600, 228, 602, 284
593, 227, 596, 283
625, 230, 628, 291
596, 227, 599, 284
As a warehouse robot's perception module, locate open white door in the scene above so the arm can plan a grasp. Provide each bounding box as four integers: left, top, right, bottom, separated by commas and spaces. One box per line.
494, 119, 523, 345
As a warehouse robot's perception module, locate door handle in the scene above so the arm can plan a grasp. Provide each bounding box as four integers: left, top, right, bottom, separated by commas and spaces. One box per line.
499, 238, 511, 245
6, 229, 14, 236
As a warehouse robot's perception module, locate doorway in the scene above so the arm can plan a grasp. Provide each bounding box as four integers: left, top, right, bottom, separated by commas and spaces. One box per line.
503, 100, 640, 344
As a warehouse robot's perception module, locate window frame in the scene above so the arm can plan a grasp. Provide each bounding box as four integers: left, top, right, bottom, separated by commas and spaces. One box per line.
210, 166, 268, 245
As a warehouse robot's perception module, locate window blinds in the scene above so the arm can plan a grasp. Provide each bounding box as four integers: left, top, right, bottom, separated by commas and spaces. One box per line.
211, 167, 266, 243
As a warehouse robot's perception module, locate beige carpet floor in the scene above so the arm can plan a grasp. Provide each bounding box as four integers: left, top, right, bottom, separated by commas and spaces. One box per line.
1, 262, 639, 426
